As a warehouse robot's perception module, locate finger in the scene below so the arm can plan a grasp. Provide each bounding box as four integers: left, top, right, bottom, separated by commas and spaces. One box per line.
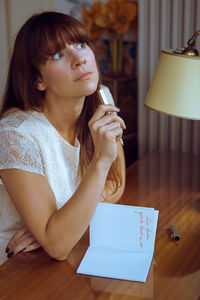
89, 105, 120, 125
7, 239, 40, 259
7, 232, 34, 259
22, 242, 41, 252
9, 230, 32, 250
6, 225, 29, 251
102, 114, 126, 129
91, 114, 126, 132
9, 233, 35, 254
109, 126, 123, 140
99, 123, 123, 142
100, 121, 122, 132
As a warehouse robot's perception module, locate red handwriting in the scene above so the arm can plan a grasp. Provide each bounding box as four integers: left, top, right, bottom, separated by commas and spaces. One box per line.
134, 211, 152, 248
134, 211, 144, 224
146, 228, 152, 240
146, 216, 152, 226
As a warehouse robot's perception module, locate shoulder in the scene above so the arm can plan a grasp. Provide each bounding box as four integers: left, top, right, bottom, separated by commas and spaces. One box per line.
0, 109, 33, 130
0, 109, 42, 151
0, 110, 45, 176
0, 109, 49, 141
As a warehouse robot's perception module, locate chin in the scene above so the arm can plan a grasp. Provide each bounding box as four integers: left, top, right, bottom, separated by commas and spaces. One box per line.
82, 81, 98, 96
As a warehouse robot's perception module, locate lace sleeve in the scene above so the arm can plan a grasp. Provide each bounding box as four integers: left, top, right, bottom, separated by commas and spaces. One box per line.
0, 129, 44, 176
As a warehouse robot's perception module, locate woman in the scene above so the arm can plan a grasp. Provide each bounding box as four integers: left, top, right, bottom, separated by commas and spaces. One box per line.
0, 11, 126, 265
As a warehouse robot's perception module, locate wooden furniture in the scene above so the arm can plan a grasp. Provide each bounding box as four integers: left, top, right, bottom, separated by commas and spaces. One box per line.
0, 151, 200, 300
103, 75, 137, 167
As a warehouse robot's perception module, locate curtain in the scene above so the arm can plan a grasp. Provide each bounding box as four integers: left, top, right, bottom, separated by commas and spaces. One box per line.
137, 0, 200, 157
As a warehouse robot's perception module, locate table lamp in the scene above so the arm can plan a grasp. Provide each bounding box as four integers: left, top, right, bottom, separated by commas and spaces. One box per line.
144, 30, 200, 120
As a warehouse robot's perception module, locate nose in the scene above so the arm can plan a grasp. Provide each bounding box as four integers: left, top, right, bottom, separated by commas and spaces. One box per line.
72, 56, 86, 69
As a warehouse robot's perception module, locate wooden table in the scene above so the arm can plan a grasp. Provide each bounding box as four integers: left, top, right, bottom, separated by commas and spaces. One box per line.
0, 151, 200, 300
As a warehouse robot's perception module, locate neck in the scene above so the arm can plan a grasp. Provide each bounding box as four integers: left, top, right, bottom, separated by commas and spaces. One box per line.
43, 95, 85, 145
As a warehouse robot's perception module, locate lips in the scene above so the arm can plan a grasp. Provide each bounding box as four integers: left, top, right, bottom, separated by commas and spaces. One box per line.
75, 72, 93, 81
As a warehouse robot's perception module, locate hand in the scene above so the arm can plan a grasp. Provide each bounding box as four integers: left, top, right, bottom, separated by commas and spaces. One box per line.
88, 104, 126, 164
6, 225, 41, 259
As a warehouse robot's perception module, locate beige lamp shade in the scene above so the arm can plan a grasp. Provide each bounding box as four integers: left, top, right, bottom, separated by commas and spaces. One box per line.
144, 50, 200, 120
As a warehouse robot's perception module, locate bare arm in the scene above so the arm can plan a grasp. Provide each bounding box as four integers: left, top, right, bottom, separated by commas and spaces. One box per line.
0, 105, 126, 261
102, 141, 126, 204
5, 141, 126, 257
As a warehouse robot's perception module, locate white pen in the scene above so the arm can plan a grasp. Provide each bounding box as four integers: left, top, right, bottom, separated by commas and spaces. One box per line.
98, 86, 124, 145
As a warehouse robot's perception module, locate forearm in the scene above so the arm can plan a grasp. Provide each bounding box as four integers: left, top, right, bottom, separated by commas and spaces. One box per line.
103, 142, 126, 204
0, 160, 111, 262
44, 158, 111, 260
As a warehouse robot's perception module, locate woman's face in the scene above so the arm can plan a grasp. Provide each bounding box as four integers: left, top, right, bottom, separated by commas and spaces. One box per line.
37, 42, 99, 101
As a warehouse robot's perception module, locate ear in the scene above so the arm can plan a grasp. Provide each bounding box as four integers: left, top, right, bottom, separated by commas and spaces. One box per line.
36, 77, 46, 91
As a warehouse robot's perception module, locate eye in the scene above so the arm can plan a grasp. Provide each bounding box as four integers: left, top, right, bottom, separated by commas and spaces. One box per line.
77, 42, 86, 50
52, 52, 64, 60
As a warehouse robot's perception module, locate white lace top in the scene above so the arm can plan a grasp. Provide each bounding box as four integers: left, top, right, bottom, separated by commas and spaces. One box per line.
0, 110, 81, 265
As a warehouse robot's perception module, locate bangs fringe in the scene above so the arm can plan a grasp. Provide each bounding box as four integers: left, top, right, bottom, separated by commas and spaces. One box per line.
29, 13, 90, 66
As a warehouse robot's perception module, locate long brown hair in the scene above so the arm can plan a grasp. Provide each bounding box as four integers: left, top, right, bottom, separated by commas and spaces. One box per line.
1, 11, 122, 194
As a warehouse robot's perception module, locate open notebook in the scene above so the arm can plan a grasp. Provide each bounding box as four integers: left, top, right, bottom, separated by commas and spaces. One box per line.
77, 202, 159, 282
